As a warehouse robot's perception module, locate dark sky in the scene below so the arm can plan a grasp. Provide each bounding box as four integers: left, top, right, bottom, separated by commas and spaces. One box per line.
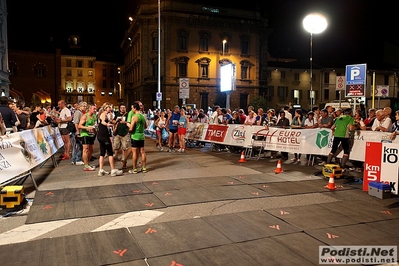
6, 0, 398, 67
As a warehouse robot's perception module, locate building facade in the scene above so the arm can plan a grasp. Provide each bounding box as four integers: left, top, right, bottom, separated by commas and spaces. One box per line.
120, 1, 270, 111
0, 0, 9, 97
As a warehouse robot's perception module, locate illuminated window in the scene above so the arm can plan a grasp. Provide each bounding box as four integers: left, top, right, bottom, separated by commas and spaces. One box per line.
152, 31, 158, 51
176, 56, 189, 77
240, 60, 253, 80
196, 57, 210, 78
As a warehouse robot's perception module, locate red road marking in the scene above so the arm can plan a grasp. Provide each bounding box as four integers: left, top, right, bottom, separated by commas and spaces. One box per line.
170, 260, 184, 266
381, 210, 392, 215
42, 206, 52, 210
152, 182, 158, 185
45, 192, 54, 196
251, 192, 259, 195
133, 190, 141, 193
113, 249, 127, 257
145, 228, 157, 234
326, 233, 339, 239
280, 211, 289, 215
165, 192, 172, 196
269, 225, 280, 230
145, 203, 154, 207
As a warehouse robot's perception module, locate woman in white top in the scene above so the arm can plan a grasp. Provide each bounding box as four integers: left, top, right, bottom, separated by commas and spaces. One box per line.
155, 110, 167, 151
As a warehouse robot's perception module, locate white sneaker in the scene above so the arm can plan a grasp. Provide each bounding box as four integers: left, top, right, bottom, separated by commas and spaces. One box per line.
111, 169, 123, 176
75, 161, 84, 165
98, 169, 110, 176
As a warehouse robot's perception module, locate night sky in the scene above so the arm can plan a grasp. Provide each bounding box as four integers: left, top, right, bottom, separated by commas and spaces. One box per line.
6, 0, 398, 67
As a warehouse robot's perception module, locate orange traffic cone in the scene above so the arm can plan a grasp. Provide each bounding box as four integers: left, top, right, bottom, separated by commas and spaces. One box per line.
324, 173, 337, 190
238, 151, 247, 163
274, 160, 283, 174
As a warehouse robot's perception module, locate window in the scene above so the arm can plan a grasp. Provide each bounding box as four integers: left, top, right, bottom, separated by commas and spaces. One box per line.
66, 70, 72, 76
324, 88, 329, 100
88, 60, 94, 68
152, 31, 158, 51
176, 56, 189, 77
152, 59, 158, 77
177, 29, 188, 51
266, 70, 271, 79
110, 80, 114, 89
77, 70, 82, 77
199, 31, 210, 52
76, 60, 83, 68
280, 71, 286, 79
110, 69, 114, 78
195, 57, 210, 78
102, 80, 107, 88
266, 86, 274, 102
294, 73, 300, 81
66, 59, 72, 67
324, 72, 330, 83
240, 60, 254, 80
32, 62, 47, 78
240, 35, 250, 55
77, 82, 84, 93
102, 69, 107, 77
277, 86, 288, 102
34, 68, 45, 77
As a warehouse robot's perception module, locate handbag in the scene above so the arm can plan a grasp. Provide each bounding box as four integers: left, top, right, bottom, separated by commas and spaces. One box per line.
161, 128, 169, 140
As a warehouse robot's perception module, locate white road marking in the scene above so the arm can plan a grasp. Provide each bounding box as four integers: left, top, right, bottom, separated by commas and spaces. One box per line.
91, 210, 164, 232
0, 219, 78, 245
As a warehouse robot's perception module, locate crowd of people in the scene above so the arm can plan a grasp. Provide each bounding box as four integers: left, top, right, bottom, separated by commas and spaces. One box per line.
1, 95, 399, 175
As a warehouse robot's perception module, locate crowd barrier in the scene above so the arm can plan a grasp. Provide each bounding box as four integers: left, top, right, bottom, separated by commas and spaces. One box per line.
185, 122, 398, 162
0, 126, 64, 185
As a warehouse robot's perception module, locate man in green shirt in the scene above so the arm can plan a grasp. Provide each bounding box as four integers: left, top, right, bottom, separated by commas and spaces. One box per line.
326, 108, 355, 170
128, 102, 147, 174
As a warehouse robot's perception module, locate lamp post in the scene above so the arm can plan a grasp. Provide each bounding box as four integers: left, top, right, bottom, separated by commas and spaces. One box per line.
303, 13, 327, 110
222, 40, 231, 109
157, 0, 161, 110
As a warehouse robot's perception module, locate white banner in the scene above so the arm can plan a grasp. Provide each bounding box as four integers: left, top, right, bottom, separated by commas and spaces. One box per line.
186, 123, 397, 162
0, 126, 63, 184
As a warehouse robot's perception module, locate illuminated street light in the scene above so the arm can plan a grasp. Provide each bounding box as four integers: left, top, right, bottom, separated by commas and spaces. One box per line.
303, 13, 327, 110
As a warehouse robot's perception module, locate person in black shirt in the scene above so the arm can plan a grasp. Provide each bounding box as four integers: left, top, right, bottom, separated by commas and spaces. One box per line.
0, 96, 17, 131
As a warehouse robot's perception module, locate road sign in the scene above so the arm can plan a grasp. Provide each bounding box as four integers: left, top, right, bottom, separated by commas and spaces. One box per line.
156, 92, 162, 101
336, 76, 345, 91
179, 78, 190, 99
376, 85, 389, 97
345, 63, 367, 97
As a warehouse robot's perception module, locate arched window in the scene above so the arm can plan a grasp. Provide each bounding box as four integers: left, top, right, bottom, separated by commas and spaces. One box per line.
199, 31, 211, 52
174, 56, 189, 77
195, 57, 211, 78
240, 60, 254, 80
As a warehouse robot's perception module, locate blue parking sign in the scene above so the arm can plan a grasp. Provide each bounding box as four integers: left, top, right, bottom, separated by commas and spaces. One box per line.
345, 63, 367, 97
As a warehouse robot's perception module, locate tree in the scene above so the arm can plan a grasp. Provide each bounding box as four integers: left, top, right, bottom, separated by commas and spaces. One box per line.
248, 95, 268, 111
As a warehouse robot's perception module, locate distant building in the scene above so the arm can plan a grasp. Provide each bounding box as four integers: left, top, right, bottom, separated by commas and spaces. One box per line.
120, 0, 270, 111
0, 0, 10, 97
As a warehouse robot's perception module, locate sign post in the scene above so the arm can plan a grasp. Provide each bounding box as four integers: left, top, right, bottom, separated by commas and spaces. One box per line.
179, 78, 190, 107
345, 63, 367, 112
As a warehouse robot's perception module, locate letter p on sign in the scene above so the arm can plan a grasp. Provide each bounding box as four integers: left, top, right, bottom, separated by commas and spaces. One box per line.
351, 67, 360, 80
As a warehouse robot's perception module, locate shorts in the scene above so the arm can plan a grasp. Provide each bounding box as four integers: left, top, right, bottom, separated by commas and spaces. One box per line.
81, 135, 96, 145
169, 128, 178, 134
178, 127, 187, 135
113, 134, 131, 150
59, 128, 70, 135
131, 139, 145, 148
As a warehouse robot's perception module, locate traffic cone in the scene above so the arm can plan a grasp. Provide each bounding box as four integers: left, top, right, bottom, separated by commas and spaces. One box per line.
324, 173, 337, 190
238, 151, 246, 163
274, 160, 283, 174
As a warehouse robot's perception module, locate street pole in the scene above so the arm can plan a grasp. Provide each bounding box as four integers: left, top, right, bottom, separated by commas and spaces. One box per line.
157, 0, 161, 110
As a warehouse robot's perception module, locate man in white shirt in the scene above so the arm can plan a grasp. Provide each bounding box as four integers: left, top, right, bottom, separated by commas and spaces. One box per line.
372, 109, 392, 132
56, 100, 72, 160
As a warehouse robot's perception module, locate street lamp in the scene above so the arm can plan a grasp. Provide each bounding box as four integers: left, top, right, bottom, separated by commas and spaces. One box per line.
222, 39, 226, 57
303, 13, 327, 110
